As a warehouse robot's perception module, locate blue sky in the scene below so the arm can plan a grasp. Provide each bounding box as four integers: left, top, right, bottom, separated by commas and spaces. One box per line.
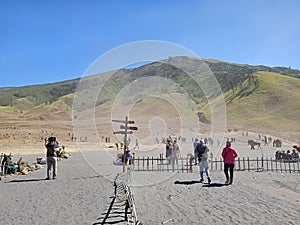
0, 0, 299, 87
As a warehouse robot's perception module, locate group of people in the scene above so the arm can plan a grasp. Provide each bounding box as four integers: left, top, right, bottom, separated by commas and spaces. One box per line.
194, 138, 238, 185
1, 136, 63, 180
114, 148, 134, 165
165, 137, 180, 164
275, 149, 299, 161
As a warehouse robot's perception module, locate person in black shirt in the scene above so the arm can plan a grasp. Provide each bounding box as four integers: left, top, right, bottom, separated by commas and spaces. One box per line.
45, 137, 59, 180
196, 139, 211, 184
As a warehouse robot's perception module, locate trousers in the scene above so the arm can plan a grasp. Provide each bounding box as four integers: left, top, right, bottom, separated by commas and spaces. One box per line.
224, 163, 234, 181
47, 156, 57, 178
199, 160, 209, 178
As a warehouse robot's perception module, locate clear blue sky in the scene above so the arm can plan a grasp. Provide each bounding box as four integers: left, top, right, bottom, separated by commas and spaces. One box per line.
1, 0, 299, 87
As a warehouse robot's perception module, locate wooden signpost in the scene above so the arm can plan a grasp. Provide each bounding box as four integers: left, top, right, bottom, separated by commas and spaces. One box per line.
112, 116, 138, 172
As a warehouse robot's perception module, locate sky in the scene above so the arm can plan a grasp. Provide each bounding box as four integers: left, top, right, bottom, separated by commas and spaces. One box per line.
0, 0, 300, 87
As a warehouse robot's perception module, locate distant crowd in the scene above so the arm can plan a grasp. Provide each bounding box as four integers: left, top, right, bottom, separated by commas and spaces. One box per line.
275, 149, 299, 161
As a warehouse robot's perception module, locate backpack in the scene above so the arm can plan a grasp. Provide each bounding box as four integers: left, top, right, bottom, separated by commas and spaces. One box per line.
46, 142, 56, 157
196, 144, 206, 160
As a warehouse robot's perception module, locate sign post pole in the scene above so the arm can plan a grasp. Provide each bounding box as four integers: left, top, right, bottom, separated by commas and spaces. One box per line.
123, 116, 128, 173
112, 117, 138, 173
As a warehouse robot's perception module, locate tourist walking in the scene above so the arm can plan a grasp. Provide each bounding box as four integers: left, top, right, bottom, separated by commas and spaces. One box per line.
196, 139, 211, 184
222, 140, 238, 185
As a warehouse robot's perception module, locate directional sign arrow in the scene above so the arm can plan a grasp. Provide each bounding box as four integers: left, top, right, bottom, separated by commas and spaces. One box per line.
113, 131, 133, 134
112, 119, 134, 124
113, 131, 125, 134
120, 125, 138, 130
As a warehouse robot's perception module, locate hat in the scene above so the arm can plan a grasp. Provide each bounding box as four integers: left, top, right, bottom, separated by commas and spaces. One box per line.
199, 139, 204, 145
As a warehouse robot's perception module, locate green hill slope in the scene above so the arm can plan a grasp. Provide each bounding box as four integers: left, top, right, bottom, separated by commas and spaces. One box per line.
0, 56, 299, 140
0, 79, 78, 109
224, 71, 300, 132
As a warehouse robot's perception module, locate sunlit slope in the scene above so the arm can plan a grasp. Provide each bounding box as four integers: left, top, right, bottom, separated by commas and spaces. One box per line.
225, 71, 300, 131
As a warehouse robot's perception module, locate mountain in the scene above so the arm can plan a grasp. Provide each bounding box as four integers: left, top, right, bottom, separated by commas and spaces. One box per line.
0, 56, 299, 143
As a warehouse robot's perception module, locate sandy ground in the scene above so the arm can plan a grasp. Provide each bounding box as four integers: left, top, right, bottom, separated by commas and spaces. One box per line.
132, 171, 300, 225
0, 152, 126, 225
0, 131, 299, 225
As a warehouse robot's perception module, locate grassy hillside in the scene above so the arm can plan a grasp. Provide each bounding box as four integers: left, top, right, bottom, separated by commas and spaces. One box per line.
224, 71, 300, 132
0, 56, 299, 141
0, 79, 78, 108
1, 56, 299, 111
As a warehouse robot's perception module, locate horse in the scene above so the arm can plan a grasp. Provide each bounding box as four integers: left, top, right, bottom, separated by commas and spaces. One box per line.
248, 139, 261, 149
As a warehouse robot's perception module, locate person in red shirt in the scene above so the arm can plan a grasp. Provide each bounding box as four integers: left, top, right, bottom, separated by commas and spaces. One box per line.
222, 141, 238, 185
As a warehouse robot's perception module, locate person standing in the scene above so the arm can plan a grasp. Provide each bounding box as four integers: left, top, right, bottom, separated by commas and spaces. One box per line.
45, 136, 59, 180
196, 139, 211, 184
165, 138, 172, 163
172, 139, 180, 164
222, 141, 238, 185
134, 139, 139, 150
193, 137, 200, 165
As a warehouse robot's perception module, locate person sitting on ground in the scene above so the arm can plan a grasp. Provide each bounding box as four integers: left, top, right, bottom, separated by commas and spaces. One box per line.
286, 150, 292, 160
57, 145, 68, 159
291, 149, 299, 159
114, 153, 123, 165
125, 148, 133, 165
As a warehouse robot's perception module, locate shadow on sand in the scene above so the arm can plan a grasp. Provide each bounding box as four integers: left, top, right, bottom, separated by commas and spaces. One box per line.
6, 178, 47, 183
174, 180, 201, 185
174, 180, 227, 187
202, 183, 227, 188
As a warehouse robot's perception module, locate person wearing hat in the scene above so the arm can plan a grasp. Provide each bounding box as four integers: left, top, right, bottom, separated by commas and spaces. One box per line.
222, 140, 238, 185
196, 139, 211, 184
